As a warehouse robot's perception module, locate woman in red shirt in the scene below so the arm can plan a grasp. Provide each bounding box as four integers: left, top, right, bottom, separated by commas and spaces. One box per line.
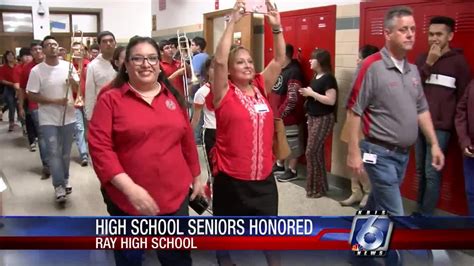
88, 36, 203, 266
212, 1, 286, 265
0, 50, 18, 131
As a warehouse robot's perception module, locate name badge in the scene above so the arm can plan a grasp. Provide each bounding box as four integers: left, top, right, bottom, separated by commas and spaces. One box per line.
254, 103, 269, 113
362, 153, 377, 164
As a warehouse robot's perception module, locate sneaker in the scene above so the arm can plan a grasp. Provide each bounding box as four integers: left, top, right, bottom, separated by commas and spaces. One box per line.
55, 186, 67, 203
80, 157, 88, 167
272, 163, 285, 174
41, 167, 51, 180
8, 123, 14, 132
30, 142, 37, 152
65, 180, 72, 195
277, 169, 298, 182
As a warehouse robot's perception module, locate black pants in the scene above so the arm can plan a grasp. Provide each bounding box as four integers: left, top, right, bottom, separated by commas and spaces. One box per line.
24, 104, 37, 145
101, 190, 192, 266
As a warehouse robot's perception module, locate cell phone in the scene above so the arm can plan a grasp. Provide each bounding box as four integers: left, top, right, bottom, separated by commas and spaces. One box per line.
189, 187, 209, 215
246, 0, 268, 14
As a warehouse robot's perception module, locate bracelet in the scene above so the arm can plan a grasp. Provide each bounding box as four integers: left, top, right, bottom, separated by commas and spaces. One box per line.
272, 28, 282, 34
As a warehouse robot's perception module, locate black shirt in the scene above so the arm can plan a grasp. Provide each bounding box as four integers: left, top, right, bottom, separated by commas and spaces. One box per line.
305, 73, 338, 117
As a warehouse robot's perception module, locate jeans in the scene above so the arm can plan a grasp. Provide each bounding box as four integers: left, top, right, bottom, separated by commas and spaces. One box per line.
102, 190, 192, 266
415, 130, 451, 215
31, 110, 48, 168
464, 156, 474, 216
3, 85, 16, 123
25, 107, 37, 145
41, 123, 75, 187
193, 110, 204, 144
74, 108, 88, 159
360, 139, 410, 216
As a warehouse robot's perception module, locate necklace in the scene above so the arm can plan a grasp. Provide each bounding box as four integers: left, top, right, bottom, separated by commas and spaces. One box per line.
128, 82, 161, 98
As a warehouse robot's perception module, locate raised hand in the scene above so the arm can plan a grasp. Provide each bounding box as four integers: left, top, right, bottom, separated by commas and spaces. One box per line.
426, 44, 441, 66
265, 1, 281, 28
230, 1, 249, 23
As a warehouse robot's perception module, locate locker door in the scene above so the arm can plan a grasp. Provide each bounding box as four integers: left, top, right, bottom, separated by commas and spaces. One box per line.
264, 16, 297, 66
265, 6, 336, 171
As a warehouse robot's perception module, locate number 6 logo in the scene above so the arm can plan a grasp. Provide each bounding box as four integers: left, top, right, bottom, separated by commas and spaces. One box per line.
356, 216, 384, 250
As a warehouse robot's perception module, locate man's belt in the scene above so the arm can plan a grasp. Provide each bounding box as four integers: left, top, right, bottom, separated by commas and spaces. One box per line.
366, 137, 410, 154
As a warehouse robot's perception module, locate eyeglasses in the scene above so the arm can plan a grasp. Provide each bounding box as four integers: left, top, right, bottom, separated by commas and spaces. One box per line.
44, 43, 58, 48
130, 55, 159, 66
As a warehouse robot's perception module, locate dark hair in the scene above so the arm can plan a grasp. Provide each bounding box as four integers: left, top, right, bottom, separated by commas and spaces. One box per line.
2, 50, 15, 64
90, 43, 100, 51
384, 6, 413, 29
41, 35, 56, 48
192, 36, 207, 51
111, 36, 186, 108
72, 41, 82, 47
359, 45, 379, 60
285, 44, 294, 59
97, 31, 115, 44
168, 37, 178, 48
430, 16, 455, 32
111, 46, 125, 71
158, 39, 171, 51
311, 48, 332, 73
19, 47, 31, 57
30, 40, 42, 48
202, 55, 215, 83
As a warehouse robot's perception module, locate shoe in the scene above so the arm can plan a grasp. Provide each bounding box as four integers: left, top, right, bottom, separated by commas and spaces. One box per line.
339, 192, 363, 206
41, 167, 51, 180
272, 163, 285, 174
359, 193, 369, 208
277, 169, 298, 182
80, 158, 88, 167
55, 186, 67, 203
306, 191, 325, 198
8, 123, 14, 132
30, 142, 37, 152
65, 180, 72, 195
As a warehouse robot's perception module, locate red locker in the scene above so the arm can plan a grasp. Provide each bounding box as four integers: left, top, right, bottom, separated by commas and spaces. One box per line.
360, 0, 474, 215
264, 6, 336, 171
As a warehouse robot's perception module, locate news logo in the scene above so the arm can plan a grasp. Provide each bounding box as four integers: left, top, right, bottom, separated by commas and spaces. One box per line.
349, 210, 393, 256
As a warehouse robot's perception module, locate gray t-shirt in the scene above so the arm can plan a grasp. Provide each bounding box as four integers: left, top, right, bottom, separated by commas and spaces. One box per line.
346, 47, 428, 147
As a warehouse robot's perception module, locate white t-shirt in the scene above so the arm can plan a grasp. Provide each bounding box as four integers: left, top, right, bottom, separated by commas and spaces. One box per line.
85, 54, 117, 120
193, 84, 216, 129
26, 61, 78, 126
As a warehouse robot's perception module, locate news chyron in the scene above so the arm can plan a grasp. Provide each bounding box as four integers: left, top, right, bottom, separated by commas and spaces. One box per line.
349, 210, 393, 256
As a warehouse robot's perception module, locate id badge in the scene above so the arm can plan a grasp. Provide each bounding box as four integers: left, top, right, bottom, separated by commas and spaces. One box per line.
254, 103, 269, 113
362, 153, 377, 164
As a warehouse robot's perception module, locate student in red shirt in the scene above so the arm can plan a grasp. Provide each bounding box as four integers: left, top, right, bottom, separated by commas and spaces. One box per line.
212, 1, 285, 265
0, 50, 18, 131
88, 36, 203, 266
158, 39, 186, 96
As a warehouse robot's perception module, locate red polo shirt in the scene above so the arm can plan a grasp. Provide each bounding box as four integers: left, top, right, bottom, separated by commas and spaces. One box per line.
88, 82, 200, 215
73, 58, 90, 100
16, 61, 39, 110
160, 59, 185, 96
211, 74, 275, 181
0, 63, 18, 84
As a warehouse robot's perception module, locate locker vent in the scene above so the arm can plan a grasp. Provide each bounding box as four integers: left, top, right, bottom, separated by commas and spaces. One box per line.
370, 17, 384, 35
456, 12, 474, 32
